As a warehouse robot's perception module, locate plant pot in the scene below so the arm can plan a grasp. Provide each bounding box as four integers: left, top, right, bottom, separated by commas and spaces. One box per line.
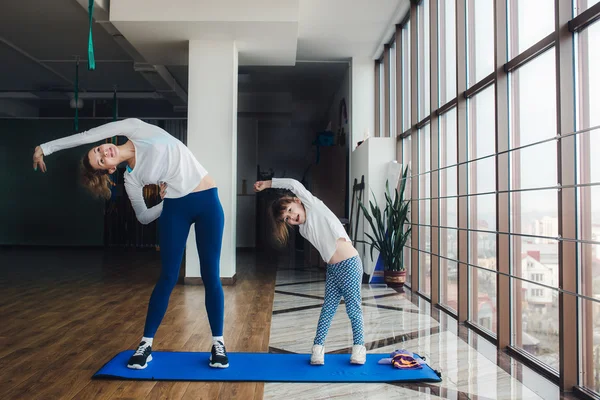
384, 270, 406, 287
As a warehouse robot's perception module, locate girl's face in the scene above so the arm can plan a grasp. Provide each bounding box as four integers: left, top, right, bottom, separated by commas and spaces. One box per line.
281, 198, 306, 226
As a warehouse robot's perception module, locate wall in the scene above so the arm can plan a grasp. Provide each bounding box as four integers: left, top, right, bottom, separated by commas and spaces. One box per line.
257, 120, 315, 181
350, 57, 375, 150
0, 119, 106, 246
323, 65, 350, 217
327, 66, 350, 140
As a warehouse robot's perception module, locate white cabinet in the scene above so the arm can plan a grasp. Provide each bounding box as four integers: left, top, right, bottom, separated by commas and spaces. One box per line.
350, 137, 396, 276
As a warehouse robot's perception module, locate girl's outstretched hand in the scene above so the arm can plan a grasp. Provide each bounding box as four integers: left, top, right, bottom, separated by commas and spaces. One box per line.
33, 146, 47, 173
253, 180, 272, 192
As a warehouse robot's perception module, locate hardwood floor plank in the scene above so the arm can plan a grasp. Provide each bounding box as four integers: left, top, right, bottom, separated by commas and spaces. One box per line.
145, 382, 190, 400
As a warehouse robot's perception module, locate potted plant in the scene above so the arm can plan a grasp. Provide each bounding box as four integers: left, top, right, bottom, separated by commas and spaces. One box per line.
358, 166, 411, 287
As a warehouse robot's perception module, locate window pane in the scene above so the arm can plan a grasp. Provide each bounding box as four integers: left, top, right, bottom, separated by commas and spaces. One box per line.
470, 231, 497, 268
509, 0, 555, 57
469, 193, 497, 334
440, 196, 458, 228
402, 22, 412, 131
470, 194, 496, 232
576, 0, 600, 15
469, 158, 496, 195
467, 0, 494, 86
419, 124, 431, 182
470, 267, 497, 334
580, 296, 600, 393
439, 108, 457, 168
440, 227, 458, 311
468, 84, 496, 159
511, 143, 557, 191
510, 49, 557, 148
440, 108, 457, 214
418, 0, 430, 119
405, 234, 413, 287
511, 188, 558, 238
511, 277, 559, 372
577, 19, 600, 395
439, 0, 456, 104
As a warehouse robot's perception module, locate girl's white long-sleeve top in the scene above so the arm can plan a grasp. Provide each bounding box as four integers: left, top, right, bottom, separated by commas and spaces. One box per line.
271, 178, 351, 263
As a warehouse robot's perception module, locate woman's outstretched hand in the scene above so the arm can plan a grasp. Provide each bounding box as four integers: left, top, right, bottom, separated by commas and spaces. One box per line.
33, 146, 47, 173
253, 180, 272, 192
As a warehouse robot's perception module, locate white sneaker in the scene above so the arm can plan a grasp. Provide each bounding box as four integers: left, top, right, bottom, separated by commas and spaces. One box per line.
310, 344, 325, 365
350, 344, 367, 364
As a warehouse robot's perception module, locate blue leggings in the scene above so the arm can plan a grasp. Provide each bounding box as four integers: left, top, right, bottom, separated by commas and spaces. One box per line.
143, 188, 224, 338
314, 256, 364, 345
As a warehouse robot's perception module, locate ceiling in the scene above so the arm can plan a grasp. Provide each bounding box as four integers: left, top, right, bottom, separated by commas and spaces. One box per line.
0, 0, 408, 118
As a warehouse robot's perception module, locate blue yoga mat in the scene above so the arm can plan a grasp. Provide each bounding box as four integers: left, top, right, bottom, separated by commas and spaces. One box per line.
93, 351, 442, 383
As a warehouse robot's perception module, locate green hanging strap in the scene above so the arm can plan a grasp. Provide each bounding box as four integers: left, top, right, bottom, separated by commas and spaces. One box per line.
108, 85, 118, 191
87, 0, 96, 70
74, 60, 79, 131
112, 86, 118, 122
112, 86, 118, 144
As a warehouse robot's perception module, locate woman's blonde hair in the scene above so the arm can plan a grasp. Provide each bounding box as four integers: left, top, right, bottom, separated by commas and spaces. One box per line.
80, 154, 112, 200
269, 195, 298, 246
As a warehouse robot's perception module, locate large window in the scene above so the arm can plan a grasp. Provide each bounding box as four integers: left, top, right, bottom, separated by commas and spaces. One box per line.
439, 108, 457, 310
419, 124, 431, 297
373, 0, 600, 394
577, 13, 600, 394
467, 84, 497, 334
509, 48, 559, 371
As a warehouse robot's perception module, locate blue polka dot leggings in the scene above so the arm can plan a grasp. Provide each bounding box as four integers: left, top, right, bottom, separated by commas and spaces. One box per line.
314, 255, 365, 346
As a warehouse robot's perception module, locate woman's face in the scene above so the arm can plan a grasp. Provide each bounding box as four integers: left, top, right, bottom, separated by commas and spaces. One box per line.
87, 143, 119, 173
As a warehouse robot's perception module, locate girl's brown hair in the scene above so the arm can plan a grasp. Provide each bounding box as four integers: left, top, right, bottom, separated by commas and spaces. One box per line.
269, 195, 297, 246
80, 154, 112, 200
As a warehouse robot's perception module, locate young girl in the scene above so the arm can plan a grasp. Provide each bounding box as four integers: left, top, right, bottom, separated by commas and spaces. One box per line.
32, 118, 229, 370
254, 178, 366, 365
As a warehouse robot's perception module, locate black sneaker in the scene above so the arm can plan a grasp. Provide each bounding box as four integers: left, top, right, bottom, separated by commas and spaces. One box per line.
209, 341, 229, 368
127, 341, 153, 369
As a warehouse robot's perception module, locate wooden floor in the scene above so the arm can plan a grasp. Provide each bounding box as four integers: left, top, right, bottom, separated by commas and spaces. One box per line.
0, 247, 279, 400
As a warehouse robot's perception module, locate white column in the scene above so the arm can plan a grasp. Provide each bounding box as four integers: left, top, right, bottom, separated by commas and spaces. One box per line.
186, 40, 238, 279
350, 57, 375, 150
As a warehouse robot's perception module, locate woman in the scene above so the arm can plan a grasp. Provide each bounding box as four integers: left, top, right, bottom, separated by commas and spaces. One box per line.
33, 118, 229, 370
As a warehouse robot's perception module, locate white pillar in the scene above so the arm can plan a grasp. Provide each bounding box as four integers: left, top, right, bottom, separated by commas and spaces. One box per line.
186, 40, 238, 280
350, 57, 375, 150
